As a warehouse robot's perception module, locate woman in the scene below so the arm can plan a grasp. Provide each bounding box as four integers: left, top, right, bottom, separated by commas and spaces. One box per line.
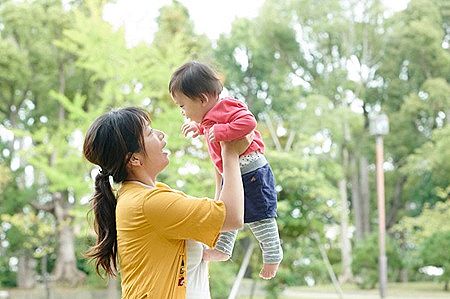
83, 107, 250, 298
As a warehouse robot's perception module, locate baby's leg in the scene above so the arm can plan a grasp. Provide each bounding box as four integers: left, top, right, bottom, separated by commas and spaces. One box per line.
247, 218, 283, 279
203, 230, 237, 262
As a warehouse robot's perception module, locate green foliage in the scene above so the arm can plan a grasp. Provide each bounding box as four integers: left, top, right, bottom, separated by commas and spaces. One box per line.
75, 234, 108, 288
264, 237, 332, 297
0, 168, 34, 215
209, 261, 239, 299
420, 231, 450, 288
352, 233, 403, 289
0, 257, 16, 288
404, 126, 450, 208
395, 198, 450, 246
268, 151, 338, 240
0, 165, 10, 189
0, 212, 54, 256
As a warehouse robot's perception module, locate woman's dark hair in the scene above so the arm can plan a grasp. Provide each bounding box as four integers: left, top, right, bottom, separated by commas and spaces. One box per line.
169, 61, 223, 99
83, 107, 150, 277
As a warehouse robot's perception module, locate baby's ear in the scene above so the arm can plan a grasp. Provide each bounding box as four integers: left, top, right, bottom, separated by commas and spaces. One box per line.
200, 93, 210, 105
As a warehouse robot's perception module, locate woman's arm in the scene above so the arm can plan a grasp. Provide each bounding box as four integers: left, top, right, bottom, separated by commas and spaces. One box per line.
218, 135, 252, 231
214, 168, 222, 200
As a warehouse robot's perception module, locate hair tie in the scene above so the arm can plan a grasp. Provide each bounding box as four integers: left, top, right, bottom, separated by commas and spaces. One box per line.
99, 169, 110, 180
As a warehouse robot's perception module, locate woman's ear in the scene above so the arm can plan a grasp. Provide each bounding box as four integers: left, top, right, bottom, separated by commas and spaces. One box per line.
128, 154, 143, 167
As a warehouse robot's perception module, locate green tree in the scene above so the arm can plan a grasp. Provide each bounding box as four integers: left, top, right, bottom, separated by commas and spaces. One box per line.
420, 232, 450, 291
0, 0, 86, 286
394, 201, 450, 289
376, 0, 450, 229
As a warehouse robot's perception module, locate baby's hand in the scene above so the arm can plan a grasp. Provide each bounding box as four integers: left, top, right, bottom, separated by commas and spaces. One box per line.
208, 125, 216, 143
181, 121, 199, 138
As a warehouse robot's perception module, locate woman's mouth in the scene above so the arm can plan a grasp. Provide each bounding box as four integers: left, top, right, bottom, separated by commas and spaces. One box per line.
162, 142, 170, 156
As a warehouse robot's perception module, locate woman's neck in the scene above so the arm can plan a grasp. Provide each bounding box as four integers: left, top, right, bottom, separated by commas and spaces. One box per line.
125, 180, 155, 188
125, 173, 156, 188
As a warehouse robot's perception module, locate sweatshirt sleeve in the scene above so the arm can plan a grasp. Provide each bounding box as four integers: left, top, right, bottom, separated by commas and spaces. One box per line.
213, 102, 257, 142
196, 123, 205, 135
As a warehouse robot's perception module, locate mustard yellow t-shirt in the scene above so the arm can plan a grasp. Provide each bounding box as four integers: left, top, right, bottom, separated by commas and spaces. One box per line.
116, 181, 225, 299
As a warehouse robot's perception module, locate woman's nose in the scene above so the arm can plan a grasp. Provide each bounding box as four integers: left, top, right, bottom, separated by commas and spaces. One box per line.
157, 130, 165, 140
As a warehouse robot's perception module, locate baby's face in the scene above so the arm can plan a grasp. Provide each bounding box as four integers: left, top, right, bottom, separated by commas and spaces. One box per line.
171, 92, 207, 123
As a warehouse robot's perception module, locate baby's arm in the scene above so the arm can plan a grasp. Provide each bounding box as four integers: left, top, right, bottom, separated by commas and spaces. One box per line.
211, 109, 257, 142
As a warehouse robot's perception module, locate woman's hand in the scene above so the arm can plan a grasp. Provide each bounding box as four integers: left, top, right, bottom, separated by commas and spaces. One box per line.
221, 132, 254, 156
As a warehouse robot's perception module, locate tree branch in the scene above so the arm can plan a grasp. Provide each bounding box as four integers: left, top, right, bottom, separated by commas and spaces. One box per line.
30, 200, 55, 214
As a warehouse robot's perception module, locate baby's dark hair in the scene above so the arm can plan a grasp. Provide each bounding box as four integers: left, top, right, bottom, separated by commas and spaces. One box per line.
169, 61, 223, 99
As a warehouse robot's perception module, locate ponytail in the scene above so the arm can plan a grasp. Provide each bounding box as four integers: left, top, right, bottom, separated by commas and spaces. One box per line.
83, 107, 151, 278
86, 171, 117, 277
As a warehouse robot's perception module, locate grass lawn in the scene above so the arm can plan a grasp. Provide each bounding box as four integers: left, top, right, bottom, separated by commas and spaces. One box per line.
237, 280, 450, 299
2, 280, 448, 299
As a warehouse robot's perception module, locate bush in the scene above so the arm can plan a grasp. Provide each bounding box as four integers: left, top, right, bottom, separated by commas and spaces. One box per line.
75, 234, 108, 288
352, 233, 403, 289
0, 256, 16, 288
209, 261, 239, 299
420, 231, 450, 290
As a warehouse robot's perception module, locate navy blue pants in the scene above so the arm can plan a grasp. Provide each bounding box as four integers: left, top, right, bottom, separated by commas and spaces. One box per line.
215, 163, 283, 263
242, 163, 278, 223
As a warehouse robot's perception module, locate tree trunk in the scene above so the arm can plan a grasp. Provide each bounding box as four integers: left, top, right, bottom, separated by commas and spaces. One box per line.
339, 120, 352, 283
51, 193, 86, 286
313, 234, 343, 299
262, 113, 282, 152
17, 255, 36, 289
350, 155, 364, 241
339, 178, 353, 283
386, 176, 407, 229
359, 157, 370, 235
400, 268, 408, 283
49, 64, 85, 286
107, 276, 120, 299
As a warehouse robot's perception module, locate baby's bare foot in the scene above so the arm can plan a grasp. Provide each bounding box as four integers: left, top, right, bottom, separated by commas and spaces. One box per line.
259, 263, 280, 280
202, 249, 230, 262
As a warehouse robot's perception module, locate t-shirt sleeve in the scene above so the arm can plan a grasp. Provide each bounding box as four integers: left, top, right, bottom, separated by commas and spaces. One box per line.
142, 188, 226, 248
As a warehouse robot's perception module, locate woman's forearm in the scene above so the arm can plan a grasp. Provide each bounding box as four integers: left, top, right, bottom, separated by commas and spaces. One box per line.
219, 148, 244, 231
214, 168, 222, 200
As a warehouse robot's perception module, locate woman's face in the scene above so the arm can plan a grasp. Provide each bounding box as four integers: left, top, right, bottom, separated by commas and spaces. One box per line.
140, 124, 170, 175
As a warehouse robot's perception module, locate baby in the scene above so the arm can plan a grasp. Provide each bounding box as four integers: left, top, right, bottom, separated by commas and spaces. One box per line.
169, 61, 283, 279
